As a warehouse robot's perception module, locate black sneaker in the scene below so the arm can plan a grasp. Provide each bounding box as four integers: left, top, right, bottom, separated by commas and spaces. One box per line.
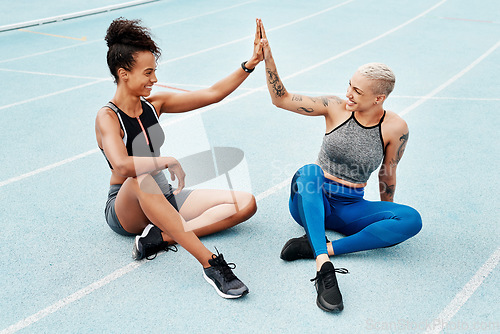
310, 262, 349, 312
132, 224, 177, 260
203, 251, 249, 299
280, 234, 330, 261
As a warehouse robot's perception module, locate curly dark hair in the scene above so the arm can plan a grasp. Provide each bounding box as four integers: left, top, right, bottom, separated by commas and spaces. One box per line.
105, 18, 161, 82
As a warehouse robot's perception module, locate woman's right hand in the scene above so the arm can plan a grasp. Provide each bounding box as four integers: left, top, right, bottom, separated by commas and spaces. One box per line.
166, 157, 186, 195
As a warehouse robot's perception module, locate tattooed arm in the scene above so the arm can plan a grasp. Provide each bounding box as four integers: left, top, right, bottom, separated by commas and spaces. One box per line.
259, 20, 344, 117
378, 116, 409, 202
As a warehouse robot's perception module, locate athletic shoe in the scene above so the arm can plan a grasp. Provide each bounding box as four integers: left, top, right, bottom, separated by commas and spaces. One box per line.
203, 251, 249, 299
132, 224, 177, 260
310, 261, 349, 312
280, 234, 330, 261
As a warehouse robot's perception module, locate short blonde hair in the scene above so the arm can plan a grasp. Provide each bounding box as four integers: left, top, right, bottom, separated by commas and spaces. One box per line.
357, 63, 395, 96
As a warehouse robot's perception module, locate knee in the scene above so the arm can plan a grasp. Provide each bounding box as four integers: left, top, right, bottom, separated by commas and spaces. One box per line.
400, 206, 422, 237
233, 191, 257, 220
243, 193, 257, 218
291, 164, 324, 197
297, 164, 324, 178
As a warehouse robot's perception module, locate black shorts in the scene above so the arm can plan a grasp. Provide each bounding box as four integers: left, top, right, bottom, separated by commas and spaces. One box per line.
104, 171, 193, 236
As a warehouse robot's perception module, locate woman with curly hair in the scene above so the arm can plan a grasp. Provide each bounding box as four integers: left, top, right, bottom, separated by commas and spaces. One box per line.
95, 18, 263, 299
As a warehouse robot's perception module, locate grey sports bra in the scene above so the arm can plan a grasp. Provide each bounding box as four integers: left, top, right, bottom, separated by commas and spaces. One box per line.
316, 111, 386, 184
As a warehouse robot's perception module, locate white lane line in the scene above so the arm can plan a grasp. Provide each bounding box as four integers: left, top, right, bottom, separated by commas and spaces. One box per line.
422, 247, 500, 334
151, 0, 257, 29
158, 0, 355, 65
0, 149, 100, 188
0, 261, 142, 334
0, 78, 109, 111
284, 0, 448, 81
0, 0, 159, 32
400, 39, 500, 116
0, 68, 105, 80
0, 0, 256, 65
0, 2, 458, 332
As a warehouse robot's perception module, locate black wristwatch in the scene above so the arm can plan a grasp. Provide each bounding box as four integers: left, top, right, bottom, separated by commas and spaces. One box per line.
241, 61, 255, 73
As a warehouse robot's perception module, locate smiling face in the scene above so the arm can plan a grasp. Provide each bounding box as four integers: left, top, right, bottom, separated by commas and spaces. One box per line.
345, 71, 385, 112
118, 51, 158, 97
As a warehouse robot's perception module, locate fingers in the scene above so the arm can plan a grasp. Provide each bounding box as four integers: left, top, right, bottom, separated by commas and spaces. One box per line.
254, 18, 261, 44
174, 175, 185, 195
259, 18, 267, 40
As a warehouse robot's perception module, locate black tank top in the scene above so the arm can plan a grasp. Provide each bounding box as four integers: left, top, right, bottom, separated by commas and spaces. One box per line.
100, 97, 165, 170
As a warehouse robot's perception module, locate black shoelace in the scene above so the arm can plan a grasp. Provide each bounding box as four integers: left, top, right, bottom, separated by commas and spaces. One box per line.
310, 268, 349, 289
211, 248, 237, 282
145, 242, 178, 260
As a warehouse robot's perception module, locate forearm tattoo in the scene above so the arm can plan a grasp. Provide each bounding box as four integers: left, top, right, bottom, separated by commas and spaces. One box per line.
390, 132, 409, 167
380, 180, 395, 201
266, 67, 286, 98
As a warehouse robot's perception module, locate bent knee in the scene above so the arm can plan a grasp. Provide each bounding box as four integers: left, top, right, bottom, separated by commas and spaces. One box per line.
401, 206, 422, 237
297, 163, 324, 177
237, 192, 257, 217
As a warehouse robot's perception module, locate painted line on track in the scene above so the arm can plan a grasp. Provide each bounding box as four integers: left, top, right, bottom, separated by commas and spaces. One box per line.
422, 247, 500, 334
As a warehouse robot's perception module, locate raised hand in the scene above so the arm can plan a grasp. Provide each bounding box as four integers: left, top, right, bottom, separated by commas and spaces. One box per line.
257, 19, 272, 60
247, 18, 265, 68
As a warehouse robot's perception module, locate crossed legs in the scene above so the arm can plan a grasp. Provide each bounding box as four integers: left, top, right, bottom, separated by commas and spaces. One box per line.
114, 173, 256, 267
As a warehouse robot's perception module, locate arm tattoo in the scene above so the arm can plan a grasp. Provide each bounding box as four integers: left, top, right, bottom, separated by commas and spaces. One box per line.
327, 96, 344, 105
266, 67, 286, 98
321, 97, 329, 107
297, 107, 314, 113
380, 181, 395, 201
390, 132, 409, 167
292, 95, 302, 102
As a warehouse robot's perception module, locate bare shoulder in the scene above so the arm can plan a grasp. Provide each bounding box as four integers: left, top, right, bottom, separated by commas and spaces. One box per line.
96, 106, 120, 131
382, 110, 409, 140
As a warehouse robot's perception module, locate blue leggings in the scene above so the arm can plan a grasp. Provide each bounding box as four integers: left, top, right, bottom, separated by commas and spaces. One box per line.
289, 164, 422, 256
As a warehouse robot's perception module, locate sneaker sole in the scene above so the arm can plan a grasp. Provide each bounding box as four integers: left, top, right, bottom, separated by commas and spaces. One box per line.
202, 272, 248, 299
132, 224, 155, 260
316, 296, 344, 312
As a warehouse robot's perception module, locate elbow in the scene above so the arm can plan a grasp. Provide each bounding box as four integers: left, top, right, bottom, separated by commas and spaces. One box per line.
113, 160, 135, 177
271, 94, 288, 109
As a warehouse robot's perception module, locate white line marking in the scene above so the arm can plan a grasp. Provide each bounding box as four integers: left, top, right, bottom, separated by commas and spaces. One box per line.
0, 1, 256, 65
0, 3, 460, 332
0, 261, 142, 334
422, 247, 500, 334
150, 0, 257, 29
255, 178, 291, 202
284, 0, 448, 81
0, 149, 99, 188
400, 39, 500, 116
159, 0, 355, 65
0, 0, 159, 32
0, 79, 109, 111
0, 68, 105, 80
